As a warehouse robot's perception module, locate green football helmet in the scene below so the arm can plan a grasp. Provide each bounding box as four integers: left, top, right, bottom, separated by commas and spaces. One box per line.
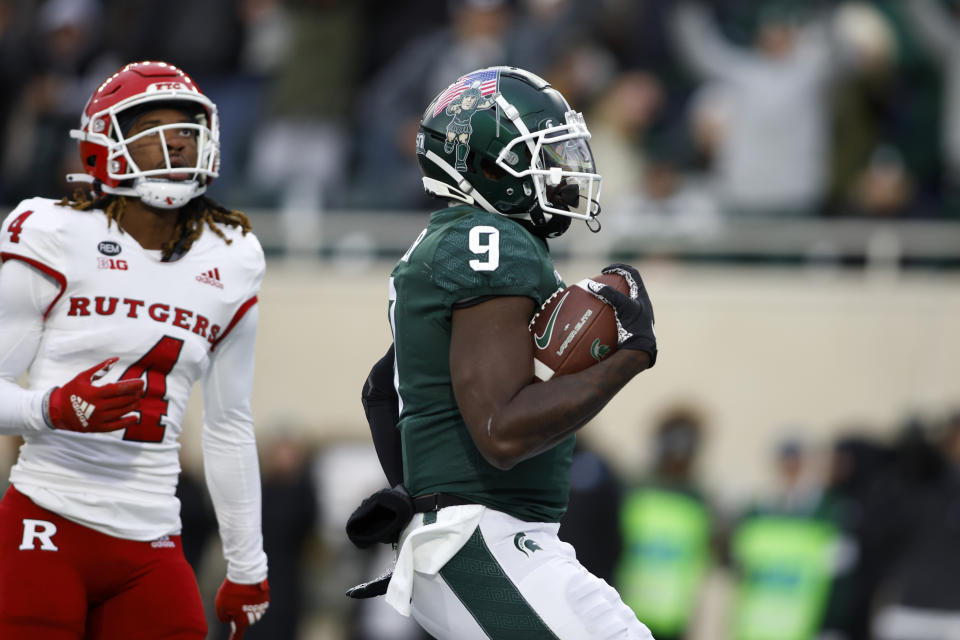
416, 66, 601, 238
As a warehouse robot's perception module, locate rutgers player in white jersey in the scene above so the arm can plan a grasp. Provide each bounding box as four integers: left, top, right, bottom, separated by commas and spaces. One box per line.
0, 61, 270, 639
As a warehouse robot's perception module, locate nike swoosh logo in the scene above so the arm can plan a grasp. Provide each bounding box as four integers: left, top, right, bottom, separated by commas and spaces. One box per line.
534, 291, 569, 349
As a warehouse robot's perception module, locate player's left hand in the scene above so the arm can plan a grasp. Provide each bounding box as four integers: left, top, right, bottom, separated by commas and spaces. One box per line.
592, 263, 657, 367
215, 578, 270, 639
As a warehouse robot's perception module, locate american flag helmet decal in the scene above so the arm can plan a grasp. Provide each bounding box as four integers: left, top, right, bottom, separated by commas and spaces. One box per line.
431, 68, 500, 117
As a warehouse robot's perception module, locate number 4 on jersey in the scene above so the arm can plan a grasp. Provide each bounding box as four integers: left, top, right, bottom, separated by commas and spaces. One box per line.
6, 210, 34, 243
119, 336, 184, 443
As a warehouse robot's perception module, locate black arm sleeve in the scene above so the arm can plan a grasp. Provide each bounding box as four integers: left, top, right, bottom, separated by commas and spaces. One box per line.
361, 344, 404, 487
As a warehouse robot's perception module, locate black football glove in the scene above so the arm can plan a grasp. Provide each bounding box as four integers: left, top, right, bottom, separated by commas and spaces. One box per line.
588, 263, 657, 367
346, 568, 392, 599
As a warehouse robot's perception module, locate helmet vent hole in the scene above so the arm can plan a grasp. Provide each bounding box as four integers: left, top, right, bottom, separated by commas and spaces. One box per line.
86, 155, 97, 167
480, 157, 506, 180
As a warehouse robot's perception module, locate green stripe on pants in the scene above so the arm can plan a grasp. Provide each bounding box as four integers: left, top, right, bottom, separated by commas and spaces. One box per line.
439, 527, 559, 639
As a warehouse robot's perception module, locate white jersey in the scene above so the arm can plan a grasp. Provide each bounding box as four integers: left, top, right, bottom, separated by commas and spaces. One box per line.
0, 198, 265, 571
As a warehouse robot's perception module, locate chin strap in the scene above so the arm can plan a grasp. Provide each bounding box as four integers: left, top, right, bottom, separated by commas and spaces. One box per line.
65, 173, 202, 209
422, 150, 498, 214
66, 172, 139, 199
134, 178, 203, 209
586, 214, 601, 233
422, 177, 474, 206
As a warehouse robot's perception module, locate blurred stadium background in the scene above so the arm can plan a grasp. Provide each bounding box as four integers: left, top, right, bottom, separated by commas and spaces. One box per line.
2, 0, 959, 638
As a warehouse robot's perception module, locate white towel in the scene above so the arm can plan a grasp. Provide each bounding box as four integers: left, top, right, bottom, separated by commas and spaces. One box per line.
385, 504, 485, 616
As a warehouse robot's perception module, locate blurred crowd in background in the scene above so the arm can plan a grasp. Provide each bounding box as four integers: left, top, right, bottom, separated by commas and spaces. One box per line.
5, 0, 960, 233
2, 0, 960, 638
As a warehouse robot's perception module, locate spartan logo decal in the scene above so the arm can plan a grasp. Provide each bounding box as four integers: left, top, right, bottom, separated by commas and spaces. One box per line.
431, 69, 500, 172
514, 532, 542, 557
443, 83, 496, 171
589, 337, 611, 361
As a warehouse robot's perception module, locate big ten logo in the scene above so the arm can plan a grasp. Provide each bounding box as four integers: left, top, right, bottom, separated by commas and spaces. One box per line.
97, 257, 128, 271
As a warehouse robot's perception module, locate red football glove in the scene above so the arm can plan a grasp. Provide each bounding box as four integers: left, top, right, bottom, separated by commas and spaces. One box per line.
45, 357, 143, 432
216, 578, 270, 639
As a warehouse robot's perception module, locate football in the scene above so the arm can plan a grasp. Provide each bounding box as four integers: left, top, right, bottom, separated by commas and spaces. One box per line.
529, 272, 629, 381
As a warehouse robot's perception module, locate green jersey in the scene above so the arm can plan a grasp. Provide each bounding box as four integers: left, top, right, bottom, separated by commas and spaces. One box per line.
389, 205, 571, 522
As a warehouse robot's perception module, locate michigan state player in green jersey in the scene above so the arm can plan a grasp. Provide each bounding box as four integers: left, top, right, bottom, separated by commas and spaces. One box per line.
361, 67, 659, 639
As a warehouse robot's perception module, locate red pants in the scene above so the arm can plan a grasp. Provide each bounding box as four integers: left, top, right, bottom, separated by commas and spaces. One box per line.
0, 485, 207, 639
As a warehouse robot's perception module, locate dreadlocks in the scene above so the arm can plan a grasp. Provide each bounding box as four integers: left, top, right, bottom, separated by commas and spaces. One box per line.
61, 190, 252, 261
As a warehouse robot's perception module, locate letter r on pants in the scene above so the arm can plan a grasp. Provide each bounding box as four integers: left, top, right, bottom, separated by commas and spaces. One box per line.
19, 518, 59, 551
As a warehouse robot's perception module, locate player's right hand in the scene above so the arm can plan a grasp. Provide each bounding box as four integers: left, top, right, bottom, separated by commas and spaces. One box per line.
591, 263, 658, 367
45, 357, 143, 432
216, 578, 270, 639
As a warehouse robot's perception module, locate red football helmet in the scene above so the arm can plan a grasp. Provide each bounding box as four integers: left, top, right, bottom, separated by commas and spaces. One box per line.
67, 61, 220, 209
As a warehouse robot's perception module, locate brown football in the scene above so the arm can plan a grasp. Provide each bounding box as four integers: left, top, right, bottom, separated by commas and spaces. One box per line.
528, 272, 629, 381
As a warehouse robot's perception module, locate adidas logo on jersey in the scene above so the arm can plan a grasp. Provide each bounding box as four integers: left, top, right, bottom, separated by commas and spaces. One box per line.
69, 394, 94, 428
151, 536, 176, 549
196, 268, 224, 289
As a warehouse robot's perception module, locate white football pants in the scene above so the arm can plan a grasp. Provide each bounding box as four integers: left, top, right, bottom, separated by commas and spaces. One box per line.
405, 507, 653, 639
